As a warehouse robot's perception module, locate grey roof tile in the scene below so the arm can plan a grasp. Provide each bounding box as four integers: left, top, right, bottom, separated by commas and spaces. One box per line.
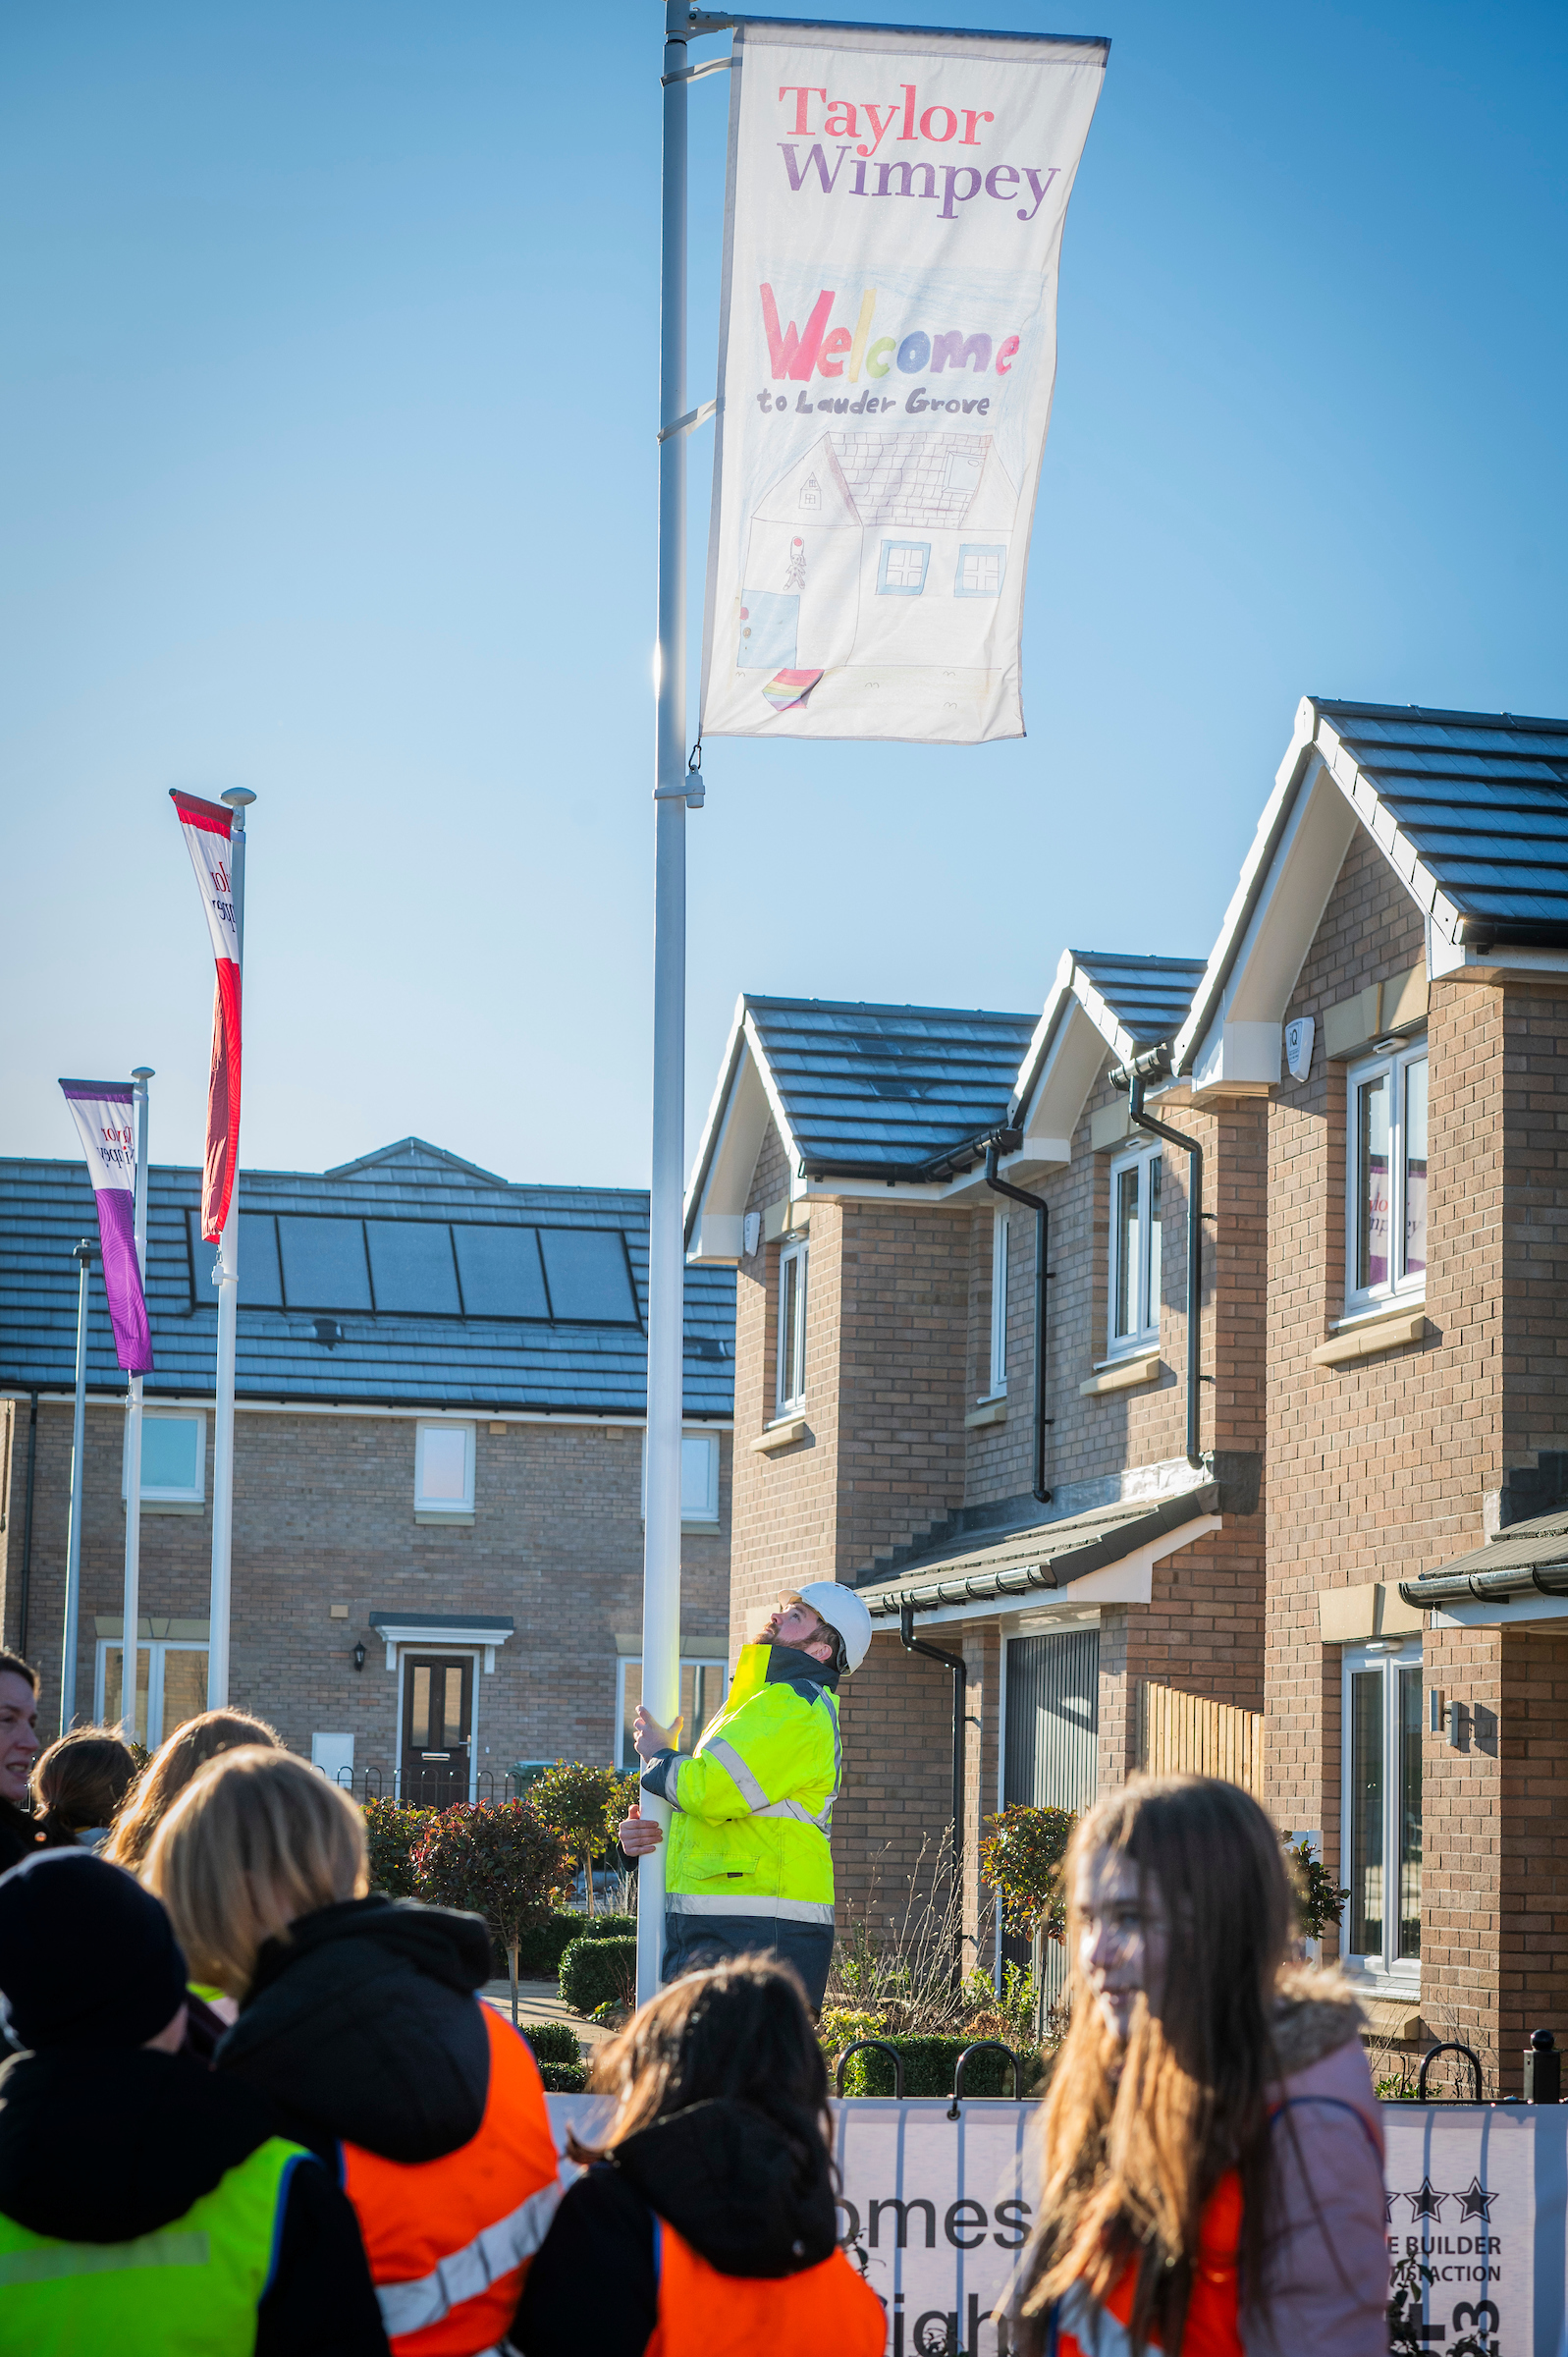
1070, 952, 1210, 1048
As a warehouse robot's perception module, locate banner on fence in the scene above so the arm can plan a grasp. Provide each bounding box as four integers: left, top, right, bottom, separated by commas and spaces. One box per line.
699, 20, 1108, 747
547, 2099, 1568, 2356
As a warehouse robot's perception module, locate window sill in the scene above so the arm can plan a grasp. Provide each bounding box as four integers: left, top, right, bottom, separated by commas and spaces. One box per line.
751, 1415, 809, 1454
414, 1508, 475, 1526
126, 1500, 205, 1516
1080, 1350, 1162, 1398
964, 1398, 1008, 1430
1311, 1304, 1427, 1367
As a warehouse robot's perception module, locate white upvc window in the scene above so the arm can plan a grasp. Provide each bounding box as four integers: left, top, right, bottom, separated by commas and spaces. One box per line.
1107, 1143, 1162, 1354
125, 1411, 206, 1506
95, 1636, 209, 1749
1340, 1640, 1423, 1981
989, 1213, 1009, 1396
1345, 1040, 1428, 1313
776, 1240, 808, 1413
414, 1420, 475, 1519
617, 1656, 730, 1774
640, 1428, 721, 1525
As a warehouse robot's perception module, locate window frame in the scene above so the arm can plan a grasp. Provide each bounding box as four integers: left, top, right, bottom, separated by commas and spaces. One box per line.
776, 1239, 809, 1414
988, 1212, 1009, 1397
94, 1635, 209, 1749
1106, 1141, 1162, 1357
1344, 1037, 1429, 1316
640, 1427, 721, 1526
1339, 1639, 1423, 1986
123, 1409, 207, 1507
413, 1419, 476, 1519
954, 542, 1005, 599
877, 539, 931, 596
617, 1656, 730, 1775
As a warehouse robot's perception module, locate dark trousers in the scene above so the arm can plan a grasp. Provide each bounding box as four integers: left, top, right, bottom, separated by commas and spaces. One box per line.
661, 1913, 835, 2012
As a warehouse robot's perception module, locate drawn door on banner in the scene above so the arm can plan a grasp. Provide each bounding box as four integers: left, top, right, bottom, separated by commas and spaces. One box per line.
1002, 1629, 1098, 2016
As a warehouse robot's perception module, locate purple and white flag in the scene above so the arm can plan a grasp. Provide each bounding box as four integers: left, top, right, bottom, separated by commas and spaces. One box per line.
58, 1080, 152, 1375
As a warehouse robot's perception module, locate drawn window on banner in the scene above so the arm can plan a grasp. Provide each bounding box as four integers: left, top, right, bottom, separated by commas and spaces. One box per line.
700, 24, 1108, 745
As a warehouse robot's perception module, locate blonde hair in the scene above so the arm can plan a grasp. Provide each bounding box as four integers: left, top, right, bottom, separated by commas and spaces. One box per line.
144, 1747, 368, 1998
105, 1708, 281, 1870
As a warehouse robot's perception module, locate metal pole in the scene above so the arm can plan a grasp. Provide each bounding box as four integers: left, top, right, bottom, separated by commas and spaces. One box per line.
60, 1240, 96, 1734
208, 789, 255, 1709
636, 0, 692, 2008
120, 1066, 154, 1739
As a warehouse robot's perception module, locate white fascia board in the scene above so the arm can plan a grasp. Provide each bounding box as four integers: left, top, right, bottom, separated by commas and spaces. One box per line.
1015, 994, 1108, 1158
13, 1393, 733, 1431
864, 1513, 1223, 1631
685, 1038, 776, 1262
1432, 1592, 1568, 1628
741, 1010, 806, 1197
1006, 953, 1076, 1123
1427, 917, 1568, 985
683, 998, 748, 1245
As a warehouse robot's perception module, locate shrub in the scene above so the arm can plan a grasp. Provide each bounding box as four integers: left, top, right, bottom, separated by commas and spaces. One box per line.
513, 1909, 637, 1978
521, 2020, 583, 2068
537, 2060, 589, 2092
362, 1799, 436, 1899
837, 2035, 1044, 2101
412, 1802, 569, 1996
560, 1935, 636, 2019
1285, 1836, 1348, 1941
529, 1763, 627, 1917
978, 1805, 1075, 1943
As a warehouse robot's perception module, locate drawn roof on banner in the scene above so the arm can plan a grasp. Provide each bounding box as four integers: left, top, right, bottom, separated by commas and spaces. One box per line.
0, 1143, 734, 1416
754, 433, 1016, 534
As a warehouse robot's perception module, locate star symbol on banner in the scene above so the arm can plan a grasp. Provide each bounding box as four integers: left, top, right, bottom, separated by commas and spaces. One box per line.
1453, 2176, 1496, 2220
1406, 2180, 1448, 2220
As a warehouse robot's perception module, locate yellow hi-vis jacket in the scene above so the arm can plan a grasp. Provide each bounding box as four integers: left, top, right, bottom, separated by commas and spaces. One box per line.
639, 1643, 841, 1926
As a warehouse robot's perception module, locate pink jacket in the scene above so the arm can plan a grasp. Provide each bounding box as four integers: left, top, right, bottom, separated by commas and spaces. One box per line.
1242, 1982, 1387, 2356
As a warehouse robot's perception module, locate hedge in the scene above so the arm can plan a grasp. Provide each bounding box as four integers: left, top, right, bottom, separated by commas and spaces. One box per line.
537, 2060, 589, 2092
560, 1935, 636, 2019
521, 2021, 583, 2068
837, 2037, 1043, 2100
513, 1910, 636, 1979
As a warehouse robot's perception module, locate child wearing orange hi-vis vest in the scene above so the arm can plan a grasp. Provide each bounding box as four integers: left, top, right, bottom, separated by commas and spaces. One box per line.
1006, 1778, 1388, 2357
515, 1953, 886, 2357
146, 1748, 564, 2357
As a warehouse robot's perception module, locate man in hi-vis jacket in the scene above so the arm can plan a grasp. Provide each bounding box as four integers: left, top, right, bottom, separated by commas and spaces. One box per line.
618, 1583, 873, 2010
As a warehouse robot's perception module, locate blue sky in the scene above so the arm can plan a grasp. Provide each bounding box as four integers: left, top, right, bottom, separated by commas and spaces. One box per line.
3, 0, 1564, 1188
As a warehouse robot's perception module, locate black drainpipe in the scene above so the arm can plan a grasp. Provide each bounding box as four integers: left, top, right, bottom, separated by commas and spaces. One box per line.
982, 1133, 1052, 1505
898, 1602, 967, 1990
1114, 1053, 1204, 1470
18, 1393, 38, 1658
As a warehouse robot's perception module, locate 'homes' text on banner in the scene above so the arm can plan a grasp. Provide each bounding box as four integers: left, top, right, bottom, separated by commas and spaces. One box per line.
699, 22, 1108, 747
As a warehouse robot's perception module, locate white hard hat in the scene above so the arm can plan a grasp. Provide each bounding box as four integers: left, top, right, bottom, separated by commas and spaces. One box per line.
796, 1580, 874, 1675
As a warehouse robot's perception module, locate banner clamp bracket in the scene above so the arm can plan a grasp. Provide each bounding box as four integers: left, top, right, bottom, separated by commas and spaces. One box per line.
658, 398, 720, 444
662, 54, 732, 85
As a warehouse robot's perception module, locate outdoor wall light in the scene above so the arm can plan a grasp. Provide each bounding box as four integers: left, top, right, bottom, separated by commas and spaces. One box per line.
352, 1641, 366, 1672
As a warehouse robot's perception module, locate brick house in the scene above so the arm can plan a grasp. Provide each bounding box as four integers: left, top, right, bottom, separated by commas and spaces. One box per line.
0, 1136, 734, 1799
688, 697, 1568, 2083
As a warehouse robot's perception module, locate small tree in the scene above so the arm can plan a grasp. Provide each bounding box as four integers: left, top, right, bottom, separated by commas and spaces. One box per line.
412, 1801, 568, 2025
1284, 1836, 1348, 1945
362, 1798, 435, 1898
979, 1805, 1076, 2042
529, 1761, 625, 1918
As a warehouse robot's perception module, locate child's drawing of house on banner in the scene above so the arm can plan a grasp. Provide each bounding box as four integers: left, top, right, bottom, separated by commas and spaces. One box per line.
729, 429, 1019, 731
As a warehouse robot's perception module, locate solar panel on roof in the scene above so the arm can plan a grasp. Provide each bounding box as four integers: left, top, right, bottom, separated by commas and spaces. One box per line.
452, 1225, 550, 1320
365, 1220, 460, 1315
186, 1211, 283, 1309
277, 1216, 372, 1312
539, 1229, 639, 1324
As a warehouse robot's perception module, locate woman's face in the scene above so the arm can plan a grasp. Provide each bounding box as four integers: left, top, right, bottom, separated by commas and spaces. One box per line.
1075, 1845, 1170, 2044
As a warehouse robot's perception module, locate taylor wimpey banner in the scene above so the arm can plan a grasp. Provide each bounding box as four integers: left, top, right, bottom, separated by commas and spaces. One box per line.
169, 791, 241, 1242
545, 2095, 1568, 2356
58, 1081, 152, 1375
699, 22, 1108, 746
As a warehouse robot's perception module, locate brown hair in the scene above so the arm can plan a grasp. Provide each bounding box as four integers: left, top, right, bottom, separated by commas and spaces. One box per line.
1015, 1776, 1293, 2353
143, 1746, 367, 1998
0, 1653, 38, 1693
581, 1953, 832, 2176
30, 1727, 136, 1836
104, 1708, 281, 1870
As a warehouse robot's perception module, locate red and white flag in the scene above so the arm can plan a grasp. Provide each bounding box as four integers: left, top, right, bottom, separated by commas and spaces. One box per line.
170, 791, 242, 1241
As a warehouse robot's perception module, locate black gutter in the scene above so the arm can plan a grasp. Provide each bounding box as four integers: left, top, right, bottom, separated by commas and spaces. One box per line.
1456, 918, 1568, 952
981, 1132, 1051, 1505
1399, 1562, 1568, 1609
17, 1393, 37, 1659
899, 1602, 967, 1991
1113, 1050, 1204, 1470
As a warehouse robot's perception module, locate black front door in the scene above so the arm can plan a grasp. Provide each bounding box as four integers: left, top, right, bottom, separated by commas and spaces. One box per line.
402, 1655, 473, 1808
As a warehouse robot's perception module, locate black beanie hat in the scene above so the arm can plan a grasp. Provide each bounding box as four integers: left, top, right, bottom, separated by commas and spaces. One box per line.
0, 1849, 188, 2051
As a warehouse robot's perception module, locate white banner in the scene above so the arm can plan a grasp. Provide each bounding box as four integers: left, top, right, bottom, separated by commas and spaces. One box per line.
699, 21, 1108, 746
547, 2098, 1568, 2355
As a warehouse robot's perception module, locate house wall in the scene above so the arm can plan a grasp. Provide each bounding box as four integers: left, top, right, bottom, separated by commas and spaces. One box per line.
1, 1401, 731, 1787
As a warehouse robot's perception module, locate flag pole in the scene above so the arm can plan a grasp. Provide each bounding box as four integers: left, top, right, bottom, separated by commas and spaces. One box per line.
60, 1238, 96, 1735
637, 0, 696, 2007
208, 790, 254, 1710
120, 1066, 154, 1740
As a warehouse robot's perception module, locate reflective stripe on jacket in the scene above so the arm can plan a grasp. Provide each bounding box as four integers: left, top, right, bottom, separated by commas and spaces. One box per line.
343, 2001, 562, 2357
641, 1643, 841, 1923
1054, 2173, 1243, 2357
0, 2135, 306, 2355
646, 2215, 886, 2357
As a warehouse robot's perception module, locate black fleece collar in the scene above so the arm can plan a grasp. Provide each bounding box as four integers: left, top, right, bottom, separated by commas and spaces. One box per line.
763, 1641, 838, 1694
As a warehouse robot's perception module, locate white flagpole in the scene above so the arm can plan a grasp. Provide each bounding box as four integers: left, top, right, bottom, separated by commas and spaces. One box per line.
60, 1238, 96, 1735
120, 1066, 154, 1740
208, 789, 254, 1711
637, 0, 701, 2006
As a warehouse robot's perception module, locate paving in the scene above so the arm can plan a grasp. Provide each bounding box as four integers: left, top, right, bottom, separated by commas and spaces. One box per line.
477, 1978, 616, 2059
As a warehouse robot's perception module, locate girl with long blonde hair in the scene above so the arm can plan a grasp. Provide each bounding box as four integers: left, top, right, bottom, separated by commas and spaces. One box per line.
1013, 1776, 1387, 2356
